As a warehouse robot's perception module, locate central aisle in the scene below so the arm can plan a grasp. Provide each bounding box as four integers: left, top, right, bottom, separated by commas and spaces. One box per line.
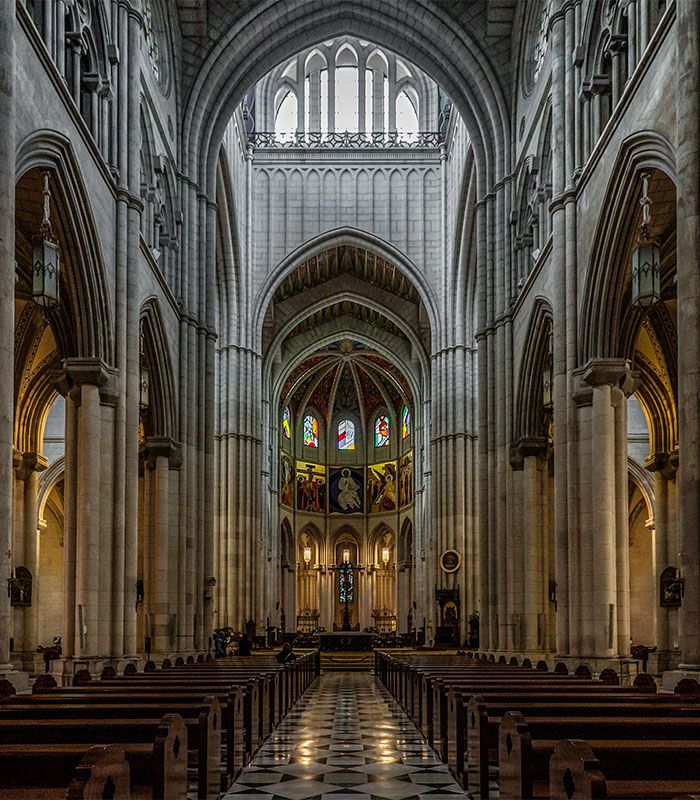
225, 672, 467, 799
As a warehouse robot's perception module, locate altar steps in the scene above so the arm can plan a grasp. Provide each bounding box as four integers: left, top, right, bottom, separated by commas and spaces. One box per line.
320, 651, 374, 672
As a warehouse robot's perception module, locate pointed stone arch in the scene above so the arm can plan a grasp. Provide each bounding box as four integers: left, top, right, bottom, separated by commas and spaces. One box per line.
15, 131, 114, 365
139, 299, 177, 441
514, 297, 553, 443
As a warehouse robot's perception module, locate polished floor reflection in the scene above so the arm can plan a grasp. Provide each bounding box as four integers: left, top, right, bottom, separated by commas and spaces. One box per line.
225, 672, 467, 800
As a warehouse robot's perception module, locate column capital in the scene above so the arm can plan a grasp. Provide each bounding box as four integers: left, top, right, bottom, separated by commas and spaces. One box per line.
52, 358, 117, 396
645, 449, 679, 478
142, 436, 182, 469
581, 358, 640, 396
12, 450, 48, 480
509, 437, 549, 469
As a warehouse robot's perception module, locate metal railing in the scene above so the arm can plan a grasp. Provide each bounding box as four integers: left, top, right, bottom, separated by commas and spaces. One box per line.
249, 131, 445, 149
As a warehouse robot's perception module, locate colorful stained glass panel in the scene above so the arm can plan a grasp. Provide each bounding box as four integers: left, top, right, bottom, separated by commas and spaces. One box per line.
338, 419, 355, 450
402, 405, 411, 439
375, 415, 390, 447
282, 406, 291, 439
303, 414, 318, 447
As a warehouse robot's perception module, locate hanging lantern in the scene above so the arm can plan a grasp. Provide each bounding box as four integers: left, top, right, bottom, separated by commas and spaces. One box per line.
303, 546, 312, 565
631, 173, 661, 310
342, 548, 350, 564
32, 173, 60, 308
381, 547, 390, 566
139, 366, 150, 409
542, 358, 553, 409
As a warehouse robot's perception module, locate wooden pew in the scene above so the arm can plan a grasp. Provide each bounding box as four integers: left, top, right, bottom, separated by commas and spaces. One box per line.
0, 699, 220, 799
549, 738, 700, 800
482, 709, 700, 799
0, 714, 186, 799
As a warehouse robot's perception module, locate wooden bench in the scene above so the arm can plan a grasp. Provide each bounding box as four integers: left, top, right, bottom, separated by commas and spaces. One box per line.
549, 738, 700, 800
0, 714, 187, 799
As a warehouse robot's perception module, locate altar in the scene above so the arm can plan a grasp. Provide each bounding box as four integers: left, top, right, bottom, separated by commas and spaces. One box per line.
319, 631, 374, 651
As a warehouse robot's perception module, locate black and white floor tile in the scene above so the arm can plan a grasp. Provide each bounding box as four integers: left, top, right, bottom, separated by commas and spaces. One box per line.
225, 672, 467, 800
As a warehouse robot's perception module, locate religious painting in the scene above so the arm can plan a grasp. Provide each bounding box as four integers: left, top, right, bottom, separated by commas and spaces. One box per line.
329, 468, 364, 513
367, 461, 397, 513
280, 452, 294, 508
296, 460, 326, 513
399, 450, 413, 507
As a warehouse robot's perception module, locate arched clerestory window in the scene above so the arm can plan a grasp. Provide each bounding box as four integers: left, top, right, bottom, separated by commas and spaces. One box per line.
375, 414, 390, 447
338, 419, 356, 450
303, 413, 319, 448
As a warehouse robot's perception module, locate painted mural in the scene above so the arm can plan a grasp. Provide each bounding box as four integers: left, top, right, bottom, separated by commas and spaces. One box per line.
399, 450, 413, 507
296, 460, 326, 513
280, 452, 295, 508
329, 468, 364, 513
367, 461, 397, 513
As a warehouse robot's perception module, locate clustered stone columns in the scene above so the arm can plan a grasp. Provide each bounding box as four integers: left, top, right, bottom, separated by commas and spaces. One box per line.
646, 452, 678, 669
11, 452, 47, 669
509, 437, 553, 654
139, 438, 182, 655
430, 343, 477, 642
0, 0, 15, 672
568, 359, 637, 665
676, 0, 700, 671
54, 359, 118, 667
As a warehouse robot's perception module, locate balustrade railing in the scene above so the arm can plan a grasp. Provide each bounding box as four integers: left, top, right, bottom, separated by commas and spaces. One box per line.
249, 131, 444, 149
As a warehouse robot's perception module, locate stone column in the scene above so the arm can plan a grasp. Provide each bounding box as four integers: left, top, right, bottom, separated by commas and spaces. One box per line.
144, 438, 181, 654
58, 359, 114, 660
0, 0, 15, 671
13, 453, 47, 668
582, 359, 637, 660
676, 0, 700, 669
513, 438, 549, 653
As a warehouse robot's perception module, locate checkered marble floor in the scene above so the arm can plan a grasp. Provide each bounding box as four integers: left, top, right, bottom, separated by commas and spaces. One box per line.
224, 672, 467, 800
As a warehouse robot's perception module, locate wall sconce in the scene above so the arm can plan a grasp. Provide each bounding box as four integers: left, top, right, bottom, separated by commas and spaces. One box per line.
382, 547, 390, 566
32, 173, 60, 309
343, 549, 350, 564
303, 546, 312, 565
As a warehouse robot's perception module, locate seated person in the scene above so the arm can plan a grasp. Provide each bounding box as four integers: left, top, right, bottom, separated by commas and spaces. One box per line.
237, 633, 253, 656
276, 642, 296, 663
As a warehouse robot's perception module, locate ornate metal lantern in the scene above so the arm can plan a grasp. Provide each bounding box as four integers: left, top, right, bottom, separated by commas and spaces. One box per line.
139, 366, 150, 409
303, 546, 312, 565
542, 360, 553, 409
631, 173, 661, 309
32, 173, 60, 308
381, 546, 390, 566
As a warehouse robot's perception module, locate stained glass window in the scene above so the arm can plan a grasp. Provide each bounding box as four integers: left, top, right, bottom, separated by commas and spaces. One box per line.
533, 0, 551, 83
303, 414, 318, 447
339, 562, 354, 603
143, 0, 160, 81
282, 406, 291, 439
338, 419, 355, 450
402, 405, 411, 439
375, 415, 390, 447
